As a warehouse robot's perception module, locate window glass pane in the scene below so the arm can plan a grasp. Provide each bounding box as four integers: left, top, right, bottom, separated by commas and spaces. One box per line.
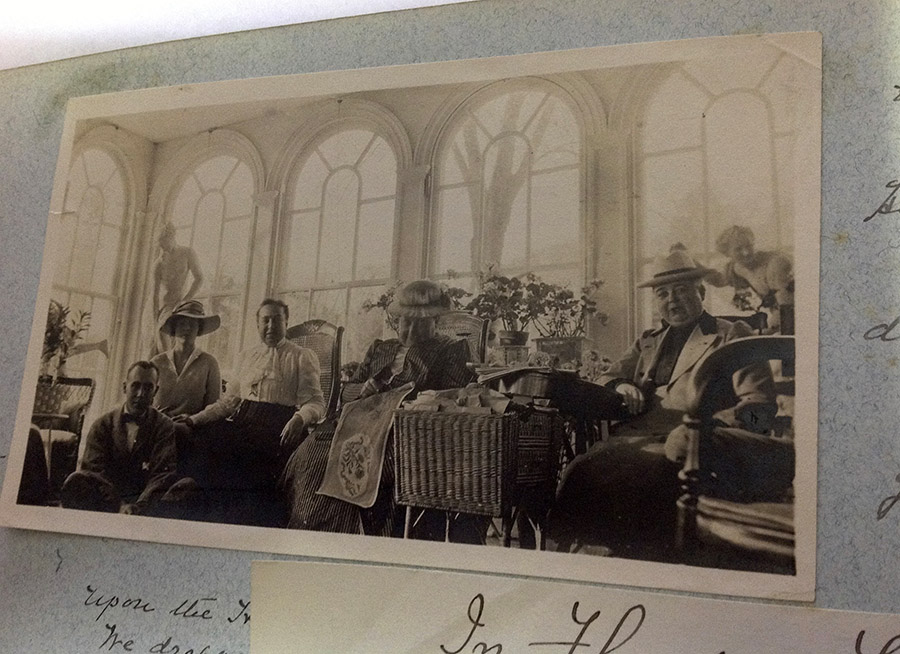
217, 217, 250, 292
774, 134, 793, 250
277, 290, 311, 327
310, 288, 348, 330
103, 179, 126, 227
70, 221, 100, 289
706, 93, 774, 242
498, 184, 528, 271
194, 155, 237, 192
528, 96, 580, 171
347, 284, 390, 363
92, 225, 121, 294
224, 161, 254, 218
530, 168, 580, 268
317, 169, 358, 284
534, 266, 581, 289
292, 153, 329, 211
193, 192, 224, 296
64, 157, 87, 212
641, 70, 708, 153
205, 294, 242, 372
172, 177, 201, 228
474, 91, 543, 135
282, 210, 319, 288
52, 214, 76, 287
355, 199, 394, 280
83, 149, 116, 187
318, 129, 373, 169
358, 136, 397, 200
484, 134, 528, 181
80, 186, 105, 226
637, 152, 704, 259
432, 186, 474, 275
442, 124, 489, 185
761, 57, 802, 133
175, 228, 191, 249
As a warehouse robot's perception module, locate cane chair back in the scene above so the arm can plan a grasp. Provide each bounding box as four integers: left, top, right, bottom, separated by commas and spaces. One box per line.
286, 320, 344, 418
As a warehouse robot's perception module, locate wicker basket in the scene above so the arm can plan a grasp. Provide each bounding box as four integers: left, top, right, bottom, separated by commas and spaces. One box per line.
514, 407, 565, 488
393, 410, 519, 517
393, 407, 565, 519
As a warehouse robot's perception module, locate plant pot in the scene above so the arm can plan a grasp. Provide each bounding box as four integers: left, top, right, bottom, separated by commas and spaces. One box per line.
497, 330, 528, 346
535, 336, 587, 366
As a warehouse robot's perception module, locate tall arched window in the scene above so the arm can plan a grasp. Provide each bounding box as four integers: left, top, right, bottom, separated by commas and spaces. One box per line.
430, 81, 584, 289
634, 52, 799, 330
166, 154, 255, 371
54, 146, 129, 406
276, 126, 398, 360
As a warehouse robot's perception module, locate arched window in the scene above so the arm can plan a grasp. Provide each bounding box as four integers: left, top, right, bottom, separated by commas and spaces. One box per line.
53, 146, 129, 405
166, 154, 255, 370
634, 53, 797, 330
430, 82, 584, 289
276, 126, 398, 360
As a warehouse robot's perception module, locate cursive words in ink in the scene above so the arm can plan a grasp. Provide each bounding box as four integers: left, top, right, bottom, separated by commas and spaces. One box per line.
876, 473, 900, 520
856, 629, 900, 653
864, 315, 900, 342
85, 585, 156, 622
864, 180, 900, 223
440, 593, 646, 653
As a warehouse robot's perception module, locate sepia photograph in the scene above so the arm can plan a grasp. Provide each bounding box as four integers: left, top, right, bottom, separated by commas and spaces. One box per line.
0, 32, 820, 599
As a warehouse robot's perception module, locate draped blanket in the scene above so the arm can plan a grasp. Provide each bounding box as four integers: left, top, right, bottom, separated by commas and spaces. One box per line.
316, 383, 414, 508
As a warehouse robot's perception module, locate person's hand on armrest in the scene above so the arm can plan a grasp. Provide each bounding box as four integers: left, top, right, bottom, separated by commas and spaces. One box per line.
279, 414, 308, 453
614, 381, 646, 415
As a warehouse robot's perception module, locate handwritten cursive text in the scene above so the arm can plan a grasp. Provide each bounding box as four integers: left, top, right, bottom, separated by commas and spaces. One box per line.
864, 180, 900, 223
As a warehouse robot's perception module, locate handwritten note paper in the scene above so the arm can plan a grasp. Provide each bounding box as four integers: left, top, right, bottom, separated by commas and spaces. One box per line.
252, 561, 900, 653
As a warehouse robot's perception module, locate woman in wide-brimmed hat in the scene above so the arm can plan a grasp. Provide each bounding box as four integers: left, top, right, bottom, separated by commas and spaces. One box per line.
281, 279, 487, 541
150, 299, 222, 418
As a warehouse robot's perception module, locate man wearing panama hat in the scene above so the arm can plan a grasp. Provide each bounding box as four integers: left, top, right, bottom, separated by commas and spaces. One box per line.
549, 248, 789, 559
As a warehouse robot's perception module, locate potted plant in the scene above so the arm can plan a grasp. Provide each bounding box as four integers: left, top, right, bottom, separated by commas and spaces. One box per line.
529, 278, 607, 366
41, 300, 91, 380
465, 266, 538, 346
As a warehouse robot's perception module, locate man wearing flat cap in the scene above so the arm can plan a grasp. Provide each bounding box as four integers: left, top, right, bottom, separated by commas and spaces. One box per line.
549, 249, 789, 558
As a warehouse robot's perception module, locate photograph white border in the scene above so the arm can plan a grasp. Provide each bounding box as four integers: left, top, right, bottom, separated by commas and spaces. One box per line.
0, 32, 820, 601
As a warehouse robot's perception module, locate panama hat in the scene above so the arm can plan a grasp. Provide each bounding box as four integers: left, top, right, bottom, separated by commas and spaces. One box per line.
388, 280, 451, 318
160, 300, 221, 336
637, 249, 708, 288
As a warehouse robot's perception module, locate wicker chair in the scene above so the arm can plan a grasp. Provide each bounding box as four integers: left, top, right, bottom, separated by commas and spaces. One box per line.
435, 311, 489, 363
31, 375, 95, 499
676, 335, 796, 573
286, 320, 344, 418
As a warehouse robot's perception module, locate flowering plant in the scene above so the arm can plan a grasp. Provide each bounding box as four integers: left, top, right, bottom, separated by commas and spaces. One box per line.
465, 266, 540, 333
42, 300, 91, 376
527, 277, 608, 338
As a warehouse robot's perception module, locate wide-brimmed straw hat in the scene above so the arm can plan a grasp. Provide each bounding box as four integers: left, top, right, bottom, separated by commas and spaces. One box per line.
637, 249, 708, 288
160, 300, 221, 336
388, 280, 451, 318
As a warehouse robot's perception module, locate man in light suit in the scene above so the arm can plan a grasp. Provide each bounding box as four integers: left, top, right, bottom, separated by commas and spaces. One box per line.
549, 249, 787, 558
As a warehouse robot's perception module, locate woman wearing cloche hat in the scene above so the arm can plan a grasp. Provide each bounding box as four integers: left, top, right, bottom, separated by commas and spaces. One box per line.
282, 279, 487, 542
150, 299, 223, 418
